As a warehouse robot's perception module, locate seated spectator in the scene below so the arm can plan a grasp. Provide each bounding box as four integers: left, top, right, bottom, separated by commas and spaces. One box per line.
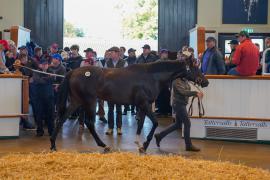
120, 46, 128, 59
66, 44, 83, 70
200, 37, 225, 75
225, 40, 238, 73
33, 59, 55, 137
136, 44, 157, 64
228, 31, 259, 76
264, 37, 270, 73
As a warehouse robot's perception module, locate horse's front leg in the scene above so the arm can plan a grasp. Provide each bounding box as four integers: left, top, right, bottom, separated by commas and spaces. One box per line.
134, 109, 145, 151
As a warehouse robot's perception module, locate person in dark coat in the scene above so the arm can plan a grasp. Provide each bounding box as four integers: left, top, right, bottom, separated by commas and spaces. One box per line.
155, 49, 171, 116
105, 47, 128, 136
200, 37, 226, 75
66, 44, 83, 71
48, 54, 66, 108
123, 48, 137, 115
225, 40, 238, 73
33, 59, 55, 137
136, 44, 158, 64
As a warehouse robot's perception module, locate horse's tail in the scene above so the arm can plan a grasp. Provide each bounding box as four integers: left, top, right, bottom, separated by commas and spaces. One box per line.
57, 72, 72, 117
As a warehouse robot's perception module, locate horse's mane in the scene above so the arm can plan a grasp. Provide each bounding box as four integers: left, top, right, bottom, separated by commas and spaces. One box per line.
126, 60, 185, 73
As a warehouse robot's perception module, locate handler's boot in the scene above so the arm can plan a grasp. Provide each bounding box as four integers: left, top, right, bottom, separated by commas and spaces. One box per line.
105, 128, 113, 135
186, 144, 200, 152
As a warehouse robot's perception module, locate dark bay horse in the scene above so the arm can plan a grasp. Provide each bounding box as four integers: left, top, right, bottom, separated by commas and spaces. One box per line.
50, 59, 209, 152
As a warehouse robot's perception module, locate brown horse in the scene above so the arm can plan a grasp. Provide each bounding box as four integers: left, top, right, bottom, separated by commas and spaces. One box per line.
50, 59, 208, 152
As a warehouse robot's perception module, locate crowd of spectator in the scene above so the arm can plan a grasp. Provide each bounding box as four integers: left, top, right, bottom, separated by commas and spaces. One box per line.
0, 30, 269, 136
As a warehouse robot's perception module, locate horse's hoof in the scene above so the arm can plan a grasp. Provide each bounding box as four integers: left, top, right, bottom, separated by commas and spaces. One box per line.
104, 146, 112, 153
139, 146, 146, 154
50, 146, 57, 152
143, 142, 149, 151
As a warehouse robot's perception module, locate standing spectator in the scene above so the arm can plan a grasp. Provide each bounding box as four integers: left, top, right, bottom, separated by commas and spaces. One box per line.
33, 59, 55, 137
228, 31, 259, 76
123, 48, 137, 115
156, 49, 171, 117
50, 43, 59, 56
5, 51, 16, 71
100, 50, 111, 67
159, 49, 170, 61
136, 44, 157, 64
18, 45, 28, 56
80, 48, 96, 67
48, 54, 66, 109
120, 46, 128, 60
80, 48, 107, 124
32, 47, 43, 64
200, 37, 225, 75
105, 47, 128, 136
19, 54, 38, 130
66, 44, 83, 71
125, 48, 137, 65
0, 44, 8, 73
264, 37, 270, 73
225, 40, 239, 73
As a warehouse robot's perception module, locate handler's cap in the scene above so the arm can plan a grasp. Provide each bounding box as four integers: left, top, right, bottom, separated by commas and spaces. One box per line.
84, 48, 94, 53
228, 40, 239, 45
235, 31, 250, 38
128, 48, 136, 53
52, 53, 63, 61
108, 46, 120, 52
142, 44, 151, 49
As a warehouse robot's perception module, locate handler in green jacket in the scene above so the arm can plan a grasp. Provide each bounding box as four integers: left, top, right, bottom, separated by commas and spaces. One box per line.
154, 54, 203, 151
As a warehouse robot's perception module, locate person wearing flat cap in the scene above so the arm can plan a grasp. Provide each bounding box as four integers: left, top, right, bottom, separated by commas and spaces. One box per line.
228, 31, 259, 76
200, 37, 225, 75
136, 44, 157, 64
225, 40, 239, 73
105, 46, 128, 136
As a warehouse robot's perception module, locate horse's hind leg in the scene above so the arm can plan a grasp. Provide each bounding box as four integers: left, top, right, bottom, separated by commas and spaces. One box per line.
84, 101, 111, 153
50, 103, 79, 151
142, 104, 158, 152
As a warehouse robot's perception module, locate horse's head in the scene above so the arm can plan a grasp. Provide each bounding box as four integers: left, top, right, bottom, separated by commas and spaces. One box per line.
183, 56, 209, 88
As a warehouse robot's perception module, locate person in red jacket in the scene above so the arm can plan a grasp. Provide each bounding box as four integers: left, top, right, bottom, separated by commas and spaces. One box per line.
228, 31, 259, 76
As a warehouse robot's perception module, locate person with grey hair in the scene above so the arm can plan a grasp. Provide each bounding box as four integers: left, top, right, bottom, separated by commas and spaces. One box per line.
200, 37, 225, 75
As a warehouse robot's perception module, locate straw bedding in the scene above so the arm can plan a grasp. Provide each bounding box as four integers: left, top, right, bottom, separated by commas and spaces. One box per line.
0, 152, 269, 180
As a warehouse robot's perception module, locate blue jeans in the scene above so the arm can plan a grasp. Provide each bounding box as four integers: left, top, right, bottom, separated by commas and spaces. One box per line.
228, 68, 240, 75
